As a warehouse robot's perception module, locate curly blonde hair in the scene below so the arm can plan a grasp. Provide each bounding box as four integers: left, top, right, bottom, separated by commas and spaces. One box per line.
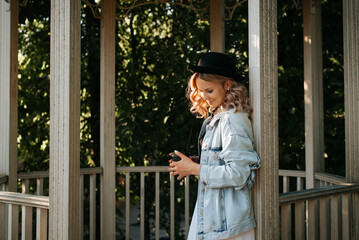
186, 73, 253, 120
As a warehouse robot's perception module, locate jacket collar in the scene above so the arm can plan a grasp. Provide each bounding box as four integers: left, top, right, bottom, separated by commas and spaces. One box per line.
209, 110, 226, 127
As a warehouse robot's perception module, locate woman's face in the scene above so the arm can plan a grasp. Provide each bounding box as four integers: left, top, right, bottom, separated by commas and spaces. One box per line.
196, 77, 227, 109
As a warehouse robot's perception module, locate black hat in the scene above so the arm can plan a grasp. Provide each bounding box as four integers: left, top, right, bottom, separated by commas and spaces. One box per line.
189, 52, 240, 81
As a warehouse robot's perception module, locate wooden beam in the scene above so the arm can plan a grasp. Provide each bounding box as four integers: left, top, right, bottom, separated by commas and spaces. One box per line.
100, 0, 116, 239
0, 2, 19, 238
210, 0, 225, 53
343, 0, 359, 238
0, 0, 18, 192
49, 0, 81, 238
248, 0, 279, 239
303, 0, 324, 190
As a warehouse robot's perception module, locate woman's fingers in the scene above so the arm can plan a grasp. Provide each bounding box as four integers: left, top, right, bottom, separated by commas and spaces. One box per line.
168, 166, 179, 176
177, 173, 186, 180
174, 150, 184, 158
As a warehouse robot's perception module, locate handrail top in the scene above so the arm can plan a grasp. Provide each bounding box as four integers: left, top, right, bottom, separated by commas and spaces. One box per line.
279, 183, 359, 205
17, 166, 171, 178
279, 169, 346, 185
16, 167, 346, 184
17, 171, 49, 179
279, 169, 305, 178
315, 171, 346, 185
116, 166, 169, 173
0, 191, 49, 209
17, 167, 104, 179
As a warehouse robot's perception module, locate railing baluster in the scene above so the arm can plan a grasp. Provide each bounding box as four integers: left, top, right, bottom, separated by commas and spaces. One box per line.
281, 203, 291, 240
170, 174, 175, 240
140, 172, 145, 240
319, 197, 329, 240
126, 172, 130, 240
341, 193, 350, 240
294, 201, 305, 240
8, 204, 19, 240
185, 175, 189, 239
330, 195, 341, 240
22, 179, 29, 194
36, 208, 48, 240
331, 195, 339, 240
36, 203, 47, 240
90, 174, 96, 240
338, 195, 342, 235
307, 199, 318, 239
283, 176, 289, 193
297, 177, 303, 191
79, 174, 84, 240
21, 206, 32, 240
281, 176, 291, 240
155, 172, 160, 240
0, 202, 5, 237
36, 178, 43, 196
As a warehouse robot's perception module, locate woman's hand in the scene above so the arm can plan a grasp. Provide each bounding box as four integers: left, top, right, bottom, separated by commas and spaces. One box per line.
168, 151, 201, 180
189, 156, 199, 163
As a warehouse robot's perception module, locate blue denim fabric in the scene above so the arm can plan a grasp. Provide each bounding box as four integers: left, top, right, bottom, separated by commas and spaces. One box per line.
195, 109, 260, 240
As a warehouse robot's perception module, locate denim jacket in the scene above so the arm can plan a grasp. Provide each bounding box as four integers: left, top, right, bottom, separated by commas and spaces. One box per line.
195, 109, 260, 240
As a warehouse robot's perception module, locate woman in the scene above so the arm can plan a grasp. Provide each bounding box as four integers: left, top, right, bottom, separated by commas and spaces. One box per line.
168, 52, 260, 240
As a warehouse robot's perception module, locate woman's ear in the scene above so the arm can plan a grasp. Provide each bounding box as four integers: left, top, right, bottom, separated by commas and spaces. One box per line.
225, 80, 231, 90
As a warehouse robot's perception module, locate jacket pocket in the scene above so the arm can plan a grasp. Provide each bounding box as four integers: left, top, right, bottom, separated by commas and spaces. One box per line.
203, 189, 227, 233
207, 148, 223, 166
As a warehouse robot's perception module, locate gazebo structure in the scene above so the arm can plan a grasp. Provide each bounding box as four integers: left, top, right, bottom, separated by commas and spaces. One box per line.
1, 0, 358, 239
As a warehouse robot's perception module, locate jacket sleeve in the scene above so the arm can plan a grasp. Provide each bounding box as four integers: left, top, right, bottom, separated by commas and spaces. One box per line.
199, 113, 260, 189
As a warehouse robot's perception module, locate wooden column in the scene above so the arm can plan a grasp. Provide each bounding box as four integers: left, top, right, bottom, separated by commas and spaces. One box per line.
49, 0, 81, 238
248, 0, 279, 239
210, 0, 225, 53
303, 0, 324, 190
0, 0, 18, 192
343, 0, 359, 239
100, 0, 116, 239
0, 1, 18, 238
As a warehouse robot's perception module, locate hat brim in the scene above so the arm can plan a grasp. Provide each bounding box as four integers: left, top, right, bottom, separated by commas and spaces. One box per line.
188, 65, 241, 81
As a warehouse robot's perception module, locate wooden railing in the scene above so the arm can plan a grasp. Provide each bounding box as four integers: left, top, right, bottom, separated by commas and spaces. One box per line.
279, 170, 306, 193
279, 169, 346, 193
15, 166, 193, 240
279, 183, 359, 240
78, 167, 103, 239
3, 168, 354, 240
0, 174, 8, 191
18, 171, 49, 196
116, 166, 192, 240
315, 172, 346, 186
17, 168, 104, 240
0, 191, 49, 239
